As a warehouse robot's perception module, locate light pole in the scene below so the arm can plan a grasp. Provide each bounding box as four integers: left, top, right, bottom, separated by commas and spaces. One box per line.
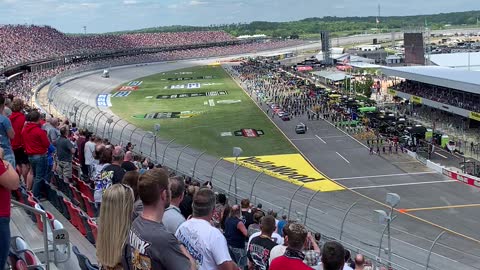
374, 192, 400, 268
232, 147, 243, 200
154, 124, 160, 163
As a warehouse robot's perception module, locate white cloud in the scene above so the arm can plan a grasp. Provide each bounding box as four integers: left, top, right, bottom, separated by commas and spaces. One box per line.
188, 0, 209, 6
123, 0, 138, 4
167, 3, 178, 9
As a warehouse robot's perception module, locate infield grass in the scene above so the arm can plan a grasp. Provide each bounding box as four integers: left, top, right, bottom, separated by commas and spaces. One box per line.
110, 65, 296, 157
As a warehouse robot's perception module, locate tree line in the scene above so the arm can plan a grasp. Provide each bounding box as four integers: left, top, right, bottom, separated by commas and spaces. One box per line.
108, 10, 480, 38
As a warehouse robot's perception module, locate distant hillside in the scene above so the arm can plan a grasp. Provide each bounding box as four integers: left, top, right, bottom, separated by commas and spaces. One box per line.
106, 10, 480, 38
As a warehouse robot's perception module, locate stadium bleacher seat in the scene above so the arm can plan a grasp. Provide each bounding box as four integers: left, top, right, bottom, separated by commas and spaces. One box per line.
9, 236, 43, 270
81, 193, 97, 218
79, 212, 95, 245
77, 180, 94, 201
87, 219, 97, 244
56, 191, 70, 220
33, 203, 55, 233
64, 198, 81, 230
69, 184, 86, 211
73, 245, 97, 270
15, 260, 28, 270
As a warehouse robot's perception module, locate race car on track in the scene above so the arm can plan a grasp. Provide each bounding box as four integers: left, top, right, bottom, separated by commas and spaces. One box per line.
295, 123, 307, 134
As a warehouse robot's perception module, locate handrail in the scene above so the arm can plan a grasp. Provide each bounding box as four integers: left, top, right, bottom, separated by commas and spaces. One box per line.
11, 199, 51, 270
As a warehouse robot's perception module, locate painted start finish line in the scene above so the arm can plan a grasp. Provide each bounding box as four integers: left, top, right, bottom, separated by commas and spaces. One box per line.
224, 154, 344, 192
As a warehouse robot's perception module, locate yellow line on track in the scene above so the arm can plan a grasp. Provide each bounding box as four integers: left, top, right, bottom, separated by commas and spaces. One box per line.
399, 204, 480, 213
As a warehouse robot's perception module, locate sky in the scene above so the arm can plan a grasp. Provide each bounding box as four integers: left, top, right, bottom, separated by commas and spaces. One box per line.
1, 0, 480, 33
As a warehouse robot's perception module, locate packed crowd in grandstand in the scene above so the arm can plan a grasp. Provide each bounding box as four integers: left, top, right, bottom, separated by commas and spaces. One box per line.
393, 80, 480, 112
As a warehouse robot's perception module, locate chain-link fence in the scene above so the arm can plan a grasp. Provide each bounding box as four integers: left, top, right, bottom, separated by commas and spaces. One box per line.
36, 61, 480, 270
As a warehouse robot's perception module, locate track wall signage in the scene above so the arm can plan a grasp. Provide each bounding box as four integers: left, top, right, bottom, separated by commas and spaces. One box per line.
225, 154, 344, 192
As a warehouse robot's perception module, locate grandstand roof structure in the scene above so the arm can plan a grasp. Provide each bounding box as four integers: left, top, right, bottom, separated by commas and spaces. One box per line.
430, 52, 480, 71
381, 66, 480, 95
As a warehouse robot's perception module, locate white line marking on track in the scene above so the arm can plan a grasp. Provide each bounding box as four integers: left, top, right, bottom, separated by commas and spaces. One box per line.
320, 135, 347, 139
434, 152, 448, 159
315, 135, 327, 144
349, 180, 456, 190
332, 171, 437, 181
336, 152, 350, 163
290, 137, 316, 141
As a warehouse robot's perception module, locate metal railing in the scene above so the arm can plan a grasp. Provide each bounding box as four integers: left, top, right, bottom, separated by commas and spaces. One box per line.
37, 60, 480, 270
11, 200, 51, 270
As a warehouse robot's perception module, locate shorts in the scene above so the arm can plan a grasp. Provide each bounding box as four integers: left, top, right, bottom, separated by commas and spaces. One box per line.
14, 148, 29, 165
57, 160, 73, 180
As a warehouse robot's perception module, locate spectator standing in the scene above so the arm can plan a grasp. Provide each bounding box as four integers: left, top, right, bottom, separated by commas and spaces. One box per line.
303, 232, 321, 268
0, 156, 20, 270
343, 250, 354, 270
76, 130, 87, 178
43, 117, 60, 146
163, 176, 186, 234
247, 211, 264, 238
176, 188, 237, 270
277, 214, 287, 236
268, 222, 290, 265
84, 135, 96, 179
212, 193, 227, 229
320, 241, 346, 270
22, 110, 50, 199
123, 169, 195, 270
241, 198, 254, 228
95, 146, 126, 202
269, 223, 312, 270
353, 254, 367, 270
247, 215, 278, 270
96, 184, 134, 270
180, 185, 195, 219
121, 151, 137, 172
121, 171, 142, 220
56, 126, 75, 183
9, 99, 28, 182
224, 204, 248, 267
0, 95, 15, 168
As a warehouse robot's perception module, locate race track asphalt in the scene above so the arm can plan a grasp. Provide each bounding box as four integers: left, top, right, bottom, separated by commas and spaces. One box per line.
42, 41, 480, 269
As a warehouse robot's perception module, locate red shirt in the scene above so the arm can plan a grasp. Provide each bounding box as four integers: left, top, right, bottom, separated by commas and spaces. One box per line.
9, 111, 26, 150
270, 255, 313, 270
0, 159, 11, 217
21, 122, 50, 155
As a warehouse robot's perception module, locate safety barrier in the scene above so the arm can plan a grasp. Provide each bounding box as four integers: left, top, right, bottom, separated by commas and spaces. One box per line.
443, 168, 480, 188
37, 61, 480, 270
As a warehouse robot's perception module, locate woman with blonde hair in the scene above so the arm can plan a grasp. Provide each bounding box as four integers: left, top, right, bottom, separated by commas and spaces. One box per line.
96, 184, 134, 270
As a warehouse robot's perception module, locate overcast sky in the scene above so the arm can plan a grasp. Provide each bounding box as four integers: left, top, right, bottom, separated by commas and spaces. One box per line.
1, 0, 480, 33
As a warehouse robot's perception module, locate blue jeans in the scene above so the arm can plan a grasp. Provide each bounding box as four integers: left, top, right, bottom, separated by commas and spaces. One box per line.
4, 151, 15, 170
0, 217, 10, 270
29, 154, 48, 199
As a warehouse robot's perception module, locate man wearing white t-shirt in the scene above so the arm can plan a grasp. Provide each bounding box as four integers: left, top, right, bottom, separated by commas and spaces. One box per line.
176, 188, 237, 270
84, 136, 96, 178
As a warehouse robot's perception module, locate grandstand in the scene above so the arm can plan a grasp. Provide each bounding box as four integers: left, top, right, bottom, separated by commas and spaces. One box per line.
383, 66, 480, 116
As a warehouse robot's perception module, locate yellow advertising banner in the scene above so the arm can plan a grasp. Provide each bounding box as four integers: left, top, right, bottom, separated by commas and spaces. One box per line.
470, 111, 480, 122
410, 95, 422, 104
225, 154, 344, 192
